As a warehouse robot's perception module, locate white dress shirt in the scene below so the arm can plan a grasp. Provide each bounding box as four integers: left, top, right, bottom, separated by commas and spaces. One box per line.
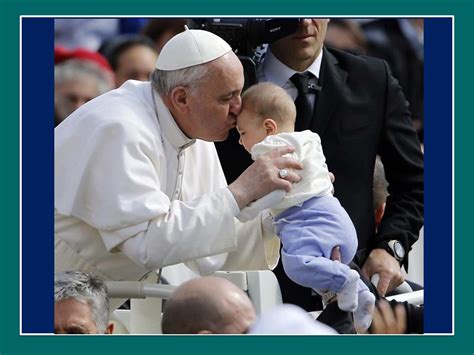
55, 80, 279, 282
257, 49, 323, 104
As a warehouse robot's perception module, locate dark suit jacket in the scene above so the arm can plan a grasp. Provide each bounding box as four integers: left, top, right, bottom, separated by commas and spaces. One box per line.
215, 46, 424, 308
313, 47, 424, 267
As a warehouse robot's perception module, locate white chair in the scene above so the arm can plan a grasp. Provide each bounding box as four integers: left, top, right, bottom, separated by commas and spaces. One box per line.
106, 281, 176, 334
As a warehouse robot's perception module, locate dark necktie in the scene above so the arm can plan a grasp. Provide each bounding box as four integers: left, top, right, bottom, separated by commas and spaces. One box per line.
290, 72, 318, 131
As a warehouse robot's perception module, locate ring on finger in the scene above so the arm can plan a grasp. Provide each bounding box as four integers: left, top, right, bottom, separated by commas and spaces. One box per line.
278, 169, 289, 179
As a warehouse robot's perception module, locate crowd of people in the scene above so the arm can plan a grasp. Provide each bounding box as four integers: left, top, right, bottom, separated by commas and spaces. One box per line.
54, 18, 424, 335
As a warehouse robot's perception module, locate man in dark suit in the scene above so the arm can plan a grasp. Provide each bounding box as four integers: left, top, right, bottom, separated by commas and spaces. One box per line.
216, 19, 423, 311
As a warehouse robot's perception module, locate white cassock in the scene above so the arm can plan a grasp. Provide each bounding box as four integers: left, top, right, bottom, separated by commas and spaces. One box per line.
54, 80, 279, 283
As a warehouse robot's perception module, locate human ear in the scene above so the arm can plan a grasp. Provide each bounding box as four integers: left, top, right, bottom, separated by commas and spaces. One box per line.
106, 323, 114, 334
169, 86, 189, 113
374, 202, 386, 227
263, 118, 278, 135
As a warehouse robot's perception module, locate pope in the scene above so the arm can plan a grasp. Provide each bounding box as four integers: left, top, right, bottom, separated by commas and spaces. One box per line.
54, 27, 303, 298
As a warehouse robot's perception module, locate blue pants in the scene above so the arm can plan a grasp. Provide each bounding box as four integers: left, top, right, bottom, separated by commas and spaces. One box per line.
274, 195, 358, 293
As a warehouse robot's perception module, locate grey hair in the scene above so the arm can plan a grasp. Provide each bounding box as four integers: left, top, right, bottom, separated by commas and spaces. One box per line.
150, 64, 209, 96
54, 59, 114, 95
54, 271, 109, 334
373, 155, 389, 209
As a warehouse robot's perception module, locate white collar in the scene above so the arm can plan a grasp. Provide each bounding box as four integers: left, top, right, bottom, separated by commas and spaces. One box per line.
152, 88, 195, 150
262, 48, 323, 85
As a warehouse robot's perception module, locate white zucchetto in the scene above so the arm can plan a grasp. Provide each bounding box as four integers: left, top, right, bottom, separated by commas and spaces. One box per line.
155, 26, 232, 70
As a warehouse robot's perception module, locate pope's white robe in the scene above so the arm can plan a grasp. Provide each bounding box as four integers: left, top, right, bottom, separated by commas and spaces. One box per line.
54, 80, 279, 282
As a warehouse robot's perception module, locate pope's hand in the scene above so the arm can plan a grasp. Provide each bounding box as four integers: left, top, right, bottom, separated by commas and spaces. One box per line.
229, 146, 303, 209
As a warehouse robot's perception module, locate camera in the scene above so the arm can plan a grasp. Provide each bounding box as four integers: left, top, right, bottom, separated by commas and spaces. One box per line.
190, 18, 300, 87
190, 18, 300, 57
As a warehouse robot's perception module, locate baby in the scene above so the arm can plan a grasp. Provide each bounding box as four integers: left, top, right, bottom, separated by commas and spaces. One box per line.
236, 82, 375, 332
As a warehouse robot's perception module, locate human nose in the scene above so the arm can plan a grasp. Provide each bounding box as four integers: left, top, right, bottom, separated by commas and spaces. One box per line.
238, 136, 243, 145
230, 95, 242, 115
298, 18, 312, 28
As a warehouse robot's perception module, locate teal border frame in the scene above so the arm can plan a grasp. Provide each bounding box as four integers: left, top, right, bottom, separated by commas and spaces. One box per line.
1, 0, 472, 354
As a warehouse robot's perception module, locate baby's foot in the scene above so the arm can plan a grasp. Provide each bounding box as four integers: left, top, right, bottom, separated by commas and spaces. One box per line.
337, 269, 360, 312
354, 289, 376, 333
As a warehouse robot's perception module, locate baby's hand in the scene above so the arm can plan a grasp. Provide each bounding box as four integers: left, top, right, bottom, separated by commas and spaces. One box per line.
330, 245, 342, 262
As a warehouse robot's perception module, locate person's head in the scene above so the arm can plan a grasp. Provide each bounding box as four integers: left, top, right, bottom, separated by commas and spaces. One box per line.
270, 19, 330, 72
373, 155, 389, 228
325, 19, 368, 54
151, 29, 244, 142
237, 82, 296, 152
161, 276, 256, 334
100, 35, 158, 87
54, 271, 113, 334
54, 59, 114, 125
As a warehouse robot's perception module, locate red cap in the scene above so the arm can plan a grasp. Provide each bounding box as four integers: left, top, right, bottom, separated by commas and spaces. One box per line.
55, 46, 113, 73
